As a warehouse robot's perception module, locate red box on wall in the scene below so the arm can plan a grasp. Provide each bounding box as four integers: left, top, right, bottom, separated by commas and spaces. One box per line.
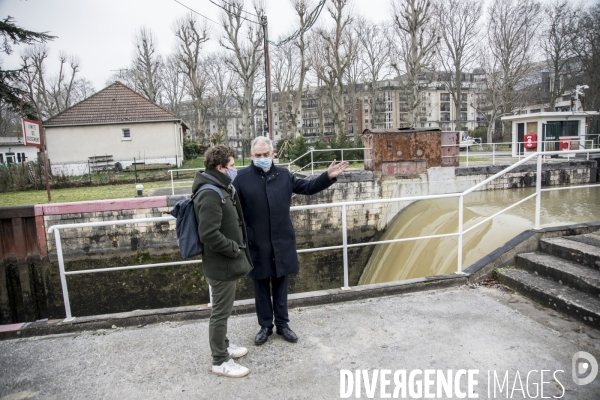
524, 133, 537, 149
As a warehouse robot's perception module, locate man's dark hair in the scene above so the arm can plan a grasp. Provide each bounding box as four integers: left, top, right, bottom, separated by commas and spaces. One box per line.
204, 145, 236, 169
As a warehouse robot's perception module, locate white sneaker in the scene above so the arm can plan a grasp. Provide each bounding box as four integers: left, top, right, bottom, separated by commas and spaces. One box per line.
227, 344, 248, 359
211, 359, 250, 378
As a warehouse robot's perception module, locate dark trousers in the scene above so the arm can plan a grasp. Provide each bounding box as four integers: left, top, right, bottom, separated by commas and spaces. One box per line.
253, 275, 289, 329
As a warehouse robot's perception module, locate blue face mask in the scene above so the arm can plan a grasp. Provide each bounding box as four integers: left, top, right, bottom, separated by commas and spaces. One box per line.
254, 157, 272, 171
226, 167, 237, 181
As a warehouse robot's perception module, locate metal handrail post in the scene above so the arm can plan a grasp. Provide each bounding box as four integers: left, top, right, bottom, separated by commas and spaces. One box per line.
492, 143, 496, 165
341, 149, 344, 163
341, 204, 350, 290
311, 150, 314, 176
208, 285, 213, 308
170, 170, 174, 196
535, 153, 543, 230
53, 229, 74, 321
457, 194, 464, 274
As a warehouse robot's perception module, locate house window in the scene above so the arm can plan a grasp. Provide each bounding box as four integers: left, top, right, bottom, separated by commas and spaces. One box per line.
122, 129, 131, 140
0, 154, 3, 163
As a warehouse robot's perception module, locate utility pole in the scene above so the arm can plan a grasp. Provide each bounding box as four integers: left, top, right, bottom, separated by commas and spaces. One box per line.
261, 15, 274, 141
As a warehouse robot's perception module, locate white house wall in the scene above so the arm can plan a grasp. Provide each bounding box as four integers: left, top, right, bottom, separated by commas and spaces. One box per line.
45, 121, 183, 175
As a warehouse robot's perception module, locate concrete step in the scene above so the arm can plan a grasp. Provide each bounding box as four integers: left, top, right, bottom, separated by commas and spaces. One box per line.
497, 268, 600, 329
517, 252, 600, 297
540, 236, 600, 271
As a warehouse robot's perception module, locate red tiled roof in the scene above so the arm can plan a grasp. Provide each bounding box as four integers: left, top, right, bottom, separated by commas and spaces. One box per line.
43, 82, 180, 126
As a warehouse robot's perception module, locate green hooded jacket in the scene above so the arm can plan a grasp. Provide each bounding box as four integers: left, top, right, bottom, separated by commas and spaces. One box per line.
192, 169, 253, 281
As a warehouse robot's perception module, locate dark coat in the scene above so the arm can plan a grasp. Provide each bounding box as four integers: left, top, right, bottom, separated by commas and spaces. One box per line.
192, 169, 253, 281
233, 163, 336, 279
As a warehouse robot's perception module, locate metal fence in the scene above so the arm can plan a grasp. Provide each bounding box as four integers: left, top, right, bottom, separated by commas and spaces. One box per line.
49, 148, 600, 320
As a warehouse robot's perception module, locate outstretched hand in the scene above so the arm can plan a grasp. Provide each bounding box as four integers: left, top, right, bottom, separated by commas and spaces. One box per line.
327, 159, 350, 179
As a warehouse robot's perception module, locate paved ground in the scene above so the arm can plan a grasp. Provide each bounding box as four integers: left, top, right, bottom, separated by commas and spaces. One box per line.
1, 284, 599, 400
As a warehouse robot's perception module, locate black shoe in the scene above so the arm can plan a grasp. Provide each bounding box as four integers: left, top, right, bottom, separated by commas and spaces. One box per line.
254, 327, 273, 346
276, 327, 298, 343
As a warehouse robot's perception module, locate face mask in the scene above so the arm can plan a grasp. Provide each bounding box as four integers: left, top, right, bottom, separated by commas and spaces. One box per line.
254, 157, 272, 171
226, 167, 237, 181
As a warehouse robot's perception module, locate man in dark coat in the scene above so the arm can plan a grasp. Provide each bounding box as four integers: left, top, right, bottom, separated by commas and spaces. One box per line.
233, 136, 348, 345
193, 145, 253, 378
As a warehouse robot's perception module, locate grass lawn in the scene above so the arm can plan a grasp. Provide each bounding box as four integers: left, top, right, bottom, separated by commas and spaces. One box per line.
0, 157, 359, 207
0, 181, 174, 207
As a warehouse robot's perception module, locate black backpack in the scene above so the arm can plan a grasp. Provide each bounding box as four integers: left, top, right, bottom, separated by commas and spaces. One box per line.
167, 176, 225, 259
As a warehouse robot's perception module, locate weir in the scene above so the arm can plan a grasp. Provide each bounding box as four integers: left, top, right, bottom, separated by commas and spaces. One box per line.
359, 186, 600, 284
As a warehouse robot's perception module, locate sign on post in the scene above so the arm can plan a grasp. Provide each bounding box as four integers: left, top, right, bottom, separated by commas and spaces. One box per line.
22, 118, 42, 147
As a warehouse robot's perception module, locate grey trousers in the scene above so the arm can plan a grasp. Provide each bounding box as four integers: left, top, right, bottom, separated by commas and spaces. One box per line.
206, 277, 237, 366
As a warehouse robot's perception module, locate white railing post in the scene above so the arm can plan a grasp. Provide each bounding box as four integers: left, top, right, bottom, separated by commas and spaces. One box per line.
466, 145, 469, 167
457, 194, 464, 274
170, 170, 175, 196
341, 149, 344, 163
208, 285, 213, 308
535, 152, 543, 230
311, 150, 314, 176
492, 143, 496, 165
53, 229, 74, 321
342, 204, 350, 290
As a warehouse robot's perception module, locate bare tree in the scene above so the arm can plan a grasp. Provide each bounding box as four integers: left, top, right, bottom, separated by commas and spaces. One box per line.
173, 13, 210, 141
271, 41, 302, 140
434, 0, 481, 131
161, 55, 186, 116
311, 0, 357, 140
271, 0, 315, 141
355, 17, 390, 130
19, 44, 86, 119
132, 27, 163, 104
485, 0, 542, 141
540, 0, 577, 110
206, 52, 237, 145
571, 3, 600, 111
219, 0, 264, 148
390, 0, 439, 127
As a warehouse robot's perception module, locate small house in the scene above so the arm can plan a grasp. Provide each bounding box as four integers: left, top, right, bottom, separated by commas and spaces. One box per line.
0, 137, 38, 164
501, 111, 600, 157
43, 82, 188, 175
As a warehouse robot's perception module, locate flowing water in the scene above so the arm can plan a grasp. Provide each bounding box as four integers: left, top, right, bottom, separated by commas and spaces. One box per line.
359, 186, 600, 284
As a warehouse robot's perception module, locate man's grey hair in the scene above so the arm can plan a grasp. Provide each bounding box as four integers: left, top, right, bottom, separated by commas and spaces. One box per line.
250, 136, 273, 154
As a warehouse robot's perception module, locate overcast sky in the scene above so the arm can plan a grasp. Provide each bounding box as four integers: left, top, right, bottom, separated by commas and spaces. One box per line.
1, 0, 598, 92
0, 0, 392, 90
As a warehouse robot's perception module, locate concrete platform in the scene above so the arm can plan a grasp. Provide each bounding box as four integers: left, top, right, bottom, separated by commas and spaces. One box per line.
1, 285, 599, 399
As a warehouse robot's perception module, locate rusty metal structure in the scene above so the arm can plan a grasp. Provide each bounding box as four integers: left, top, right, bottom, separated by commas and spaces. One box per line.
0, 206, 48, 324
362, 128, 458, 175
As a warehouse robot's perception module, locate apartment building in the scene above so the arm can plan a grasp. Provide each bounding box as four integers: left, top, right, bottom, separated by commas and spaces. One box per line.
270, 73, 488, 144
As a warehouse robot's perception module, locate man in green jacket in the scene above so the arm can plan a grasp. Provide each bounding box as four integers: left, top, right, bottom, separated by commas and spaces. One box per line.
193, 145, 253, 378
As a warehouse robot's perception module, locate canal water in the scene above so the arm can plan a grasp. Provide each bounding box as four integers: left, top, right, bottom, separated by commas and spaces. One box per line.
359, 186, 600, 284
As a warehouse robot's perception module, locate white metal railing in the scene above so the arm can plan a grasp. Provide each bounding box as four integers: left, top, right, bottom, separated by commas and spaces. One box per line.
168, 168, 205, 195
48, 148, 600, 320
168, 148, 369, 193
442, 139, 597, 167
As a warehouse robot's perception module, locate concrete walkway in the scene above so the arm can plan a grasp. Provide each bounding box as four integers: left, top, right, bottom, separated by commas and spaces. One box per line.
1, 284, 599, 400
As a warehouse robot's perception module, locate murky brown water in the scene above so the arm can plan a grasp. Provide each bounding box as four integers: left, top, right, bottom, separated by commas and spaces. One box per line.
359, 186, 600, 284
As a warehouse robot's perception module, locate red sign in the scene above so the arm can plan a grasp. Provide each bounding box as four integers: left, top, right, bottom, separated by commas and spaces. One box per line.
524, 133, 537, 149
22, 118, 42, 147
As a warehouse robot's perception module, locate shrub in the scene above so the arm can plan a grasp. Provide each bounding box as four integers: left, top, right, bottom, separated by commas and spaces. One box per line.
183, 138, 201, 160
